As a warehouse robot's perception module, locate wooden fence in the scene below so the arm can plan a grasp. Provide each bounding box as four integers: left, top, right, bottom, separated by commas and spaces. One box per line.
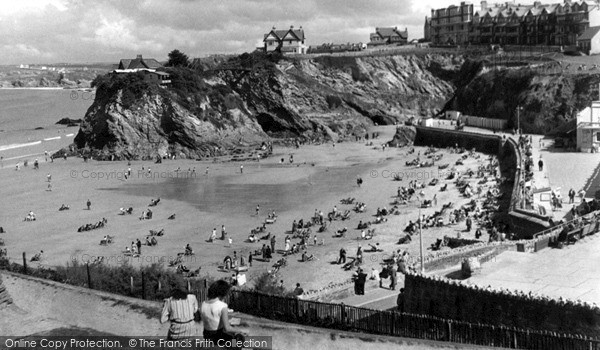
202, 289, 600, 350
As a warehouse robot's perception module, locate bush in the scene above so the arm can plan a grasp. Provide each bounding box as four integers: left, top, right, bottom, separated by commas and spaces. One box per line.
0, 258, 211, 301
253, 272, 295, 297
92, 72, 152, 109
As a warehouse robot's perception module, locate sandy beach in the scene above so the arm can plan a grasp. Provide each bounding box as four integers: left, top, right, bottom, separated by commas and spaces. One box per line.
0, 125, 501, 294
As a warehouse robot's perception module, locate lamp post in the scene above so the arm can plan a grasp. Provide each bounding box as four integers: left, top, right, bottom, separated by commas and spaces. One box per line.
516, 106, 523, 135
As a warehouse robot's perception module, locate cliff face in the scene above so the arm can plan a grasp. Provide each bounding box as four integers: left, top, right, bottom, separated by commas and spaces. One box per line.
448, 62, 600, 134
74, 53, 462, 159
75, 74, 266, 159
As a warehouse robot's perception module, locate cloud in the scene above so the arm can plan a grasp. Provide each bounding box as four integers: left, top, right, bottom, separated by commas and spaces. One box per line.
0, 0, 454, 64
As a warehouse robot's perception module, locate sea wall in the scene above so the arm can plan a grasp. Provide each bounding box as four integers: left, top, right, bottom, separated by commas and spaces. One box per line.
414, 126, 550, 237
413, 126, 501, 154
403, 273, 600, 337
503, 137, 551, 237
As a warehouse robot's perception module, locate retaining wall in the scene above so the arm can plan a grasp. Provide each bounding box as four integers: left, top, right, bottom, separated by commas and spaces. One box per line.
413, 126, 502, 154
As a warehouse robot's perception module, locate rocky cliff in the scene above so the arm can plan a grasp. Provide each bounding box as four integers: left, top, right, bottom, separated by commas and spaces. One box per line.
447, 60, 600, 134
74, 52, 463, 159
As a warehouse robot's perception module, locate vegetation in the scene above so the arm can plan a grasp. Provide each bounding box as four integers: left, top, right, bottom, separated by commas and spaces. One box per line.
166, 49, 190, 67
252, 272, 295, 297
0, 258, 210, 301
91, 72, 154, 109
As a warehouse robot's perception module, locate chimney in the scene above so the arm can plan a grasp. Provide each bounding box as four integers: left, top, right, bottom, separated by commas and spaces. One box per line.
481, 1, 487, 10
534, 1, 541, 8
290, 25, 294, 29
299, 25, 302, 30
272, 26, 276, 30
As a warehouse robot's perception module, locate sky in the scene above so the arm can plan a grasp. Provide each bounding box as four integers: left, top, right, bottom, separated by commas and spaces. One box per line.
0, 0, 559, 65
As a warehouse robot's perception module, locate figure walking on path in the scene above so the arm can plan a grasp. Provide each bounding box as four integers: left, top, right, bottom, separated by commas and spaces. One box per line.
86, 199, 91, 210
538, 158, 544, 171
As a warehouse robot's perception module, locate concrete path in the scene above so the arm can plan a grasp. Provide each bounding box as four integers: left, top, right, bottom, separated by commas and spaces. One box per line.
465, 233, 600, 304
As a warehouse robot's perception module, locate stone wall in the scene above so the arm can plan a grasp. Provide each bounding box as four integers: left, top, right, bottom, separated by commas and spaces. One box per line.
404, 273, 600, 337
413, 126, 502, 154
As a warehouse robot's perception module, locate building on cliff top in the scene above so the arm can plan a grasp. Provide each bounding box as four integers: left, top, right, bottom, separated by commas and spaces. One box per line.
263, 26, 307, 54
117, 54, 163, 70
576, 100, 600, 152
112, 55, 170, 85
428, 0, 600, 47
367, 27, 408, 47
577, 25, 600, 53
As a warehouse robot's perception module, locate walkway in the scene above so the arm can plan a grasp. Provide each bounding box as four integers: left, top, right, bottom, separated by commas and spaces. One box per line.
465, 233, 600, 304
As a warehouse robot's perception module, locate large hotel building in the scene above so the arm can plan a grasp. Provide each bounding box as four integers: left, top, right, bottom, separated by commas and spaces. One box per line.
426, 0, 600, 46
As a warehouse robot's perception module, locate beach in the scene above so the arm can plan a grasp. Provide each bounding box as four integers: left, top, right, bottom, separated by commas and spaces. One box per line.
0, 124, 499, 293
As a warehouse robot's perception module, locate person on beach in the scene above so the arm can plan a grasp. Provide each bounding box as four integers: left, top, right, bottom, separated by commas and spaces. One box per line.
160, 287, 199, 340
270, 235, 276, 252
240, 165, 243, 174
86, 199, 91, 210
255, 205, 260, 217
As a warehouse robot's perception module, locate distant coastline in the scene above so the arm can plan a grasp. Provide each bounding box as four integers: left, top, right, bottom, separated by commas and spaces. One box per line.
0, 87, 75, 90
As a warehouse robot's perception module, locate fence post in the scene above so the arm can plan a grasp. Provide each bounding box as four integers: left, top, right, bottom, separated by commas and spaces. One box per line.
141, 272, 146, 300
447, 320, 452, 342
22, 252, 27, 274
86, 263, 92, 289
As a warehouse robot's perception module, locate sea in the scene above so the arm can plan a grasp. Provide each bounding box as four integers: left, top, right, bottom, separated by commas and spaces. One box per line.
0, 89, 93, 161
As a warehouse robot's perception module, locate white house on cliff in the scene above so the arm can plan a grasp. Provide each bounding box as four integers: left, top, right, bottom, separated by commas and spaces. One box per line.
263, 26, 307, 54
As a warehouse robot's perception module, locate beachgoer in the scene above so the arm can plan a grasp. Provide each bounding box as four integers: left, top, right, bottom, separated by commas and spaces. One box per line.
160, 287, 199, 339
200, 280, 242, 343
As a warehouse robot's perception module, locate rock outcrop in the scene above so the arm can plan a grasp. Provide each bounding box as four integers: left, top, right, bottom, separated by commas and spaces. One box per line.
447, 61, 600, 134
388, 125, 417, 147
74, 52, 463, 160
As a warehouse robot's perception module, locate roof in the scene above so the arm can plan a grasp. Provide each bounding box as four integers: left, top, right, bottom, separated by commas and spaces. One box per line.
375, 27, 408, 39
118, 56, 163, 70
263, 28, 305, 42
578, 26, 600, 41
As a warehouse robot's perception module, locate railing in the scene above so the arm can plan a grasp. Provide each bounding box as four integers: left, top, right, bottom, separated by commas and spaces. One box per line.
206, 289, 600, 350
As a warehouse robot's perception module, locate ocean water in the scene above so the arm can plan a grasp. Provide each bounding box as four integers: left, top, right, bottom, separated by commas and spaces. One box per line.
0, 89, 92, 160
0, 89, 92, 132
104, 165, 372, 214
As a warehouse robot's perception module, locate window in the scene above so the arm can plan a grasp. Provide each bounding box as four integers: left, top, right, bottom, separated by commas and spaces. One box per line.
269, 42, 273, 46
596, 132, 600, 142
289, 40, 292, 44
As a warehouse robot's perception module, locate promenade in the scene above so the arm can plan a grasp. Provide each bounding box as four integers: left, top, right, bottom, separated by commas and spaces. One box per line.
422, 122, 600, 306
465, 233, 600, 304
